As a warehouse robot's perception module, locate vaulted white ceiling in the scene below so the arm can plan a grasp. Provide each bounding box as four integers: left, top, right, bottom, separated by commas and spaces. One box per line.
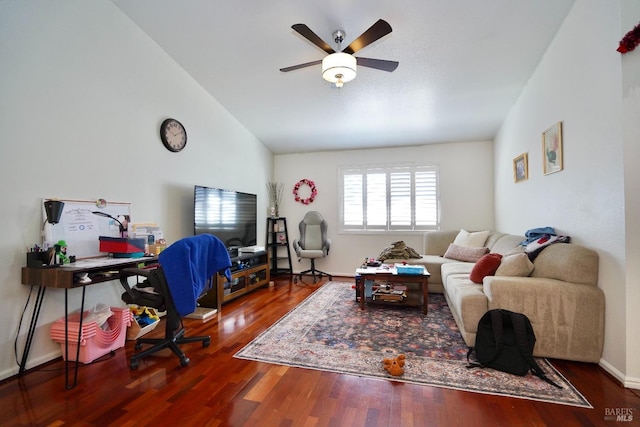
112, 0, 575, 154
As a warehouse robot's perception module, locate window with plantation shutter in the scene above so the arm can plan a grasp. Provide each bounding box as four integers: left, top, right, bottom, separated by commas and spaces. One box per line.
339, 164, 439, 233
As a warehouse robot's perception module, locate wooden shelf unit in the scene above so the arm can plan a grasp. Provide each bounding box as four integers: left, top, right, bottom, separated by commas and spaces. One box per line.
198, 251, 270, 311
266, 217, 293, 276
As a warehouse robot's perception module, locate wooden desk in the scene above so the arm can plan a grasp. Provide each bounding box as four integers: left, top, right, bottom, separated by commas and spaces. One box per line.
21, 256, 157, 389
355, 265, 430, 315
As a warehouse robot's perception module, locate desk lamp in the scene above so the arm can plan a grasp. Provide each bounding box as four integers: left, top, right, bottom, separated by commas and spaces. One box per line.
41, 200, 65, 264
44, 200, 64, 224
92, 211, 126, 238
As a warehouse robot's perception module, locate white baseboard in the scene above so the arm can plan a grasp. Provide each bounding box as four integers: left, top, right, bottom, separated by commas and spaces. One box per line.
599, 358, 640, 390
0, 350, 62, 382
624, 375, 640, 390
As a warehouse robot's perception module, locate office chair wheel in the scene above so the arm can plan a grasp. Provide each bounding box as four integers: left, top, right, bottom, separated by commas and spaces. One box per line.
180, 355, 190, 367
293, 276, 298, 284
329, 275, 333, 281
130, 359, 139, 370
134, 342, 143, 351
203, 338, 210, 348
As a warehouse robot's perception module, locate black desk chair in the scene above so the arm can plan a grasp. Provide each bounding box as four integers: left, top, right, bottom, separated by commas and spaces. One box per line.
120, 234, 231, 370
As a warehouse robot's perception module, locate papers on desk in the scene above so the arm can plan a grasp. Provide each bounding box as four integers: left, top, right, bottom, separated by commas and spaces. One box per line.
356, 266, 390, 275
59, 257, 154, 269
356, 265, 396, 275
356, 264, 428, 276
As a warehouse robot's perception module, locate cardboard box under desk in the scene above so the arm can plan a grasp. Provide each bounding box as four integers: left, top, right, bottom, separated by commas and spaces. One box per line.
127, 308, 160, 340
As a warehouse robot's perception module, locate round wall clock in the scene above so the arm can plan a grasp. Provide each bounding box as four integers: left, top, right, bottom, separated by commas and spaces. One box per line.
160, 118, 187, 152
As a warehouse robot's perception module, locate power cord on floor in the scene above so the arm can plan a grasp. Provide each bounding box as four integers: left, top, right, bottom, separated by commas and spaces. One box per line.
14, 286, 33, 369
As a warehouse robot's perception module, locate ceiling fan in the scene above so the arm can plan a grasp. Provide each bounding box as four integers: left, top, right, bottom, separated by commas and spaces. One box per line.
280, 19, 399, 88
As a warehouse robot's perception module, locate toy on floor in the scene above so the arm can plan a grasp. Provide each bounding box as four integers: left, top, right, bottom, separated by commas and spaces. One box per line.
382, 354, 406, 376
130, 305, 160, 327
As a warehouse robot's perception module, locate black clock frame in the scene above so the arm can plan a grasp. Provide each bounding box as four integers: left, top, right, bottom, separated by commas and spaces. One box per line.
160, 118, 187, 152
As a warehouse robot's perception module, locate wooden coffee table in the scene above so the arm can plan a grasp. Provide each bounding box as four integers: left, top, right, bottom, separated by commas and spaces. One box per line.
355, 265, 430, 314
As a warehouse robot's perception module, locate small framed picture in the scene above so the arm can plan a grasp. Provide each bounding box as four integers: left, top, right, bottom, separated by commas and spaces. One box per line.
513, 153, 528, 183
542, 121, 563, 175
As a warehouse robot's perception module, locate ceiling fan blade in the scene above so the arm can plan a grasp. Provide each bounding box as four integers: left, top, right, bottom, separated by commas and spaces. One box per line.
291, 24, 335, 54
342, 19, 392, 55
356, 57, 399, 72
280, 59, 323, 72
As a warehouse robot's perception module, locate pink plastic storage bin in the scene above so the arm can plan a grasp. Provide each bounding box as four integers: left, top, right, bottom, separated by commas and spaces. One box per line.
50, 307, 132, 364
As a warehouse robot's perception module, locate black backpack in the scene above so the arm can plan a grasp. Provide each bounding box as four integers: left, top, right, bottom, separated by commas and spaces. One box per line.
467, 309, 561, 388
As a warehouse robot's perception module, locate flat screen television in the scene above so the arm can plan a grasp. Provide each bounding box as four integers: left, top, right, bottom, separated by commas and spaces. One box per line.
194, 185, 257, 248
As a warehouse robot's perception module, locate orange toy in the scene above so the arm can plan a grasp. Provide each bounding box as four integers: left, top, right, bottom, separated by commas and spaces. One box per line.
382, 354, 406, 376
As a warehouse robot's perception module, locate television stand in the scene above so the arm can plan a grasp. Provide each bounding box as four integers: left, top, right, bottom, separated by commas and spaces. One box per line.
197, 251, 270, 311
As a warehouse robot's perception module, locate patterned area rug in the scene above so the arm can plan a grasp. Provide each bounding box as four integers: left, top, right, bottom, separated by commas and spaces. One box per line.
235, 282, 591, 408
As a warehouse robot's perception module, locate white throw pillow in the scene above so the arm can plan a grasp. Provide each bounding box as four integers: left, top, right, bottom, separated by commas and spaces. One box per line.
453, 229, 490, 247
443, 244, 489, 262
495, 253, 535, 277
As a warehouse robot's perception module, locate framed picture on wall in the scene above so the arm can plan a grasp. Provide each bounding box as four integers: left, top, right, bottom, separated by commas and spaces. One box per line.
542, 121, 563, 175
513, 153, 528, 183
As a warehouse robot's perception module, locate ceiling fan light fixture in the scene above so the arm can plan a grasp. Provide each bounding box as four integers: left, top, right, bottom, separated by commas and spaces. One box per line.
322, 52, 357, 87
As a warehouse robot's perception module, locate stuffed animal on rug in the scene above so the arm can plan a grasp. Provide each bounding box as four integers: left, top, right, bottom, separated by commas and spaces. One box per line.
377, 241, 421, 261
382, 354, 406, 376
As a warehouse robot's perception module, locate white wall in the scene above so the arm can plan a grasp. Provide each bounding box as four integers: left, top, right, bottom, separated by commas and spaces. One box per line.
621, 0, 640, 388
274, 141, 494, 276
0, 1, 272, 380
495, 0, 638, 387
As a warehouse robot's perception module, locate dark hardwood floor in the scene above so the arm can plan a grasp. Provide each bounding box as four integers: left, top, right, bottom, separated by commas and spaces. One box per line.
1, 276, 638, 426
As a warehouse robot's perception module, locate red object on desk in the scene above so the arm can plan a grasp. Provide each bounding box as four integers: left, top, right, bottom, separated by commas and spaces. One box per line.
99, 236, 146, 255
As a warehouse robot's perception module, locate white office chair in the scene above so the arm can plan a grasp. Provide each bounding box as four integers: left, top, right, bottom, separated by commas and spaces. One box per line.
292, 211, 332, 284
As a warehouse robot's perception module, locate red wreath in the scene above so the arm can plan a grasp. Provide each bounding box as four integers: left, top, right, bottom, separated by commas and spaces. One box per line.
617, 22, 640, 54
293, 179, 317, 205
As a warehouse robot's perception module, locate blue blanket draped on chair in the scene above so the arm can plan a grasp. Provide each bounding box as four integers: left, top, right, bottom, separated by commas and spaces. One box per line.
159, 234, 232, 317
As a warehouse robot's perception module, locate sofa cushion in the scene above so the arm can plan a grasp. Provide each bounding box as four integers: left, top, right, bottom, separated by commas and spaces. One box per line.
495, 252, 534, 277
444, 274, 488, 338
530, 243, 598, 286
504, 245, 527, 256
444, 244, 489, 262
470, 253, 503, 284
453, 229, 490, 247
441, 261, 474, 285
488, 234, 526, 255
423, 230, 460, 256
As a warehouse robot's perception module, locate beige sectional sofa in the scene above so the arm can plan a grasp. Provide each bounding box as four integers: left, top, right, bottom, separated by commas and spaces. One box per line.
384, 230, 605, 363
